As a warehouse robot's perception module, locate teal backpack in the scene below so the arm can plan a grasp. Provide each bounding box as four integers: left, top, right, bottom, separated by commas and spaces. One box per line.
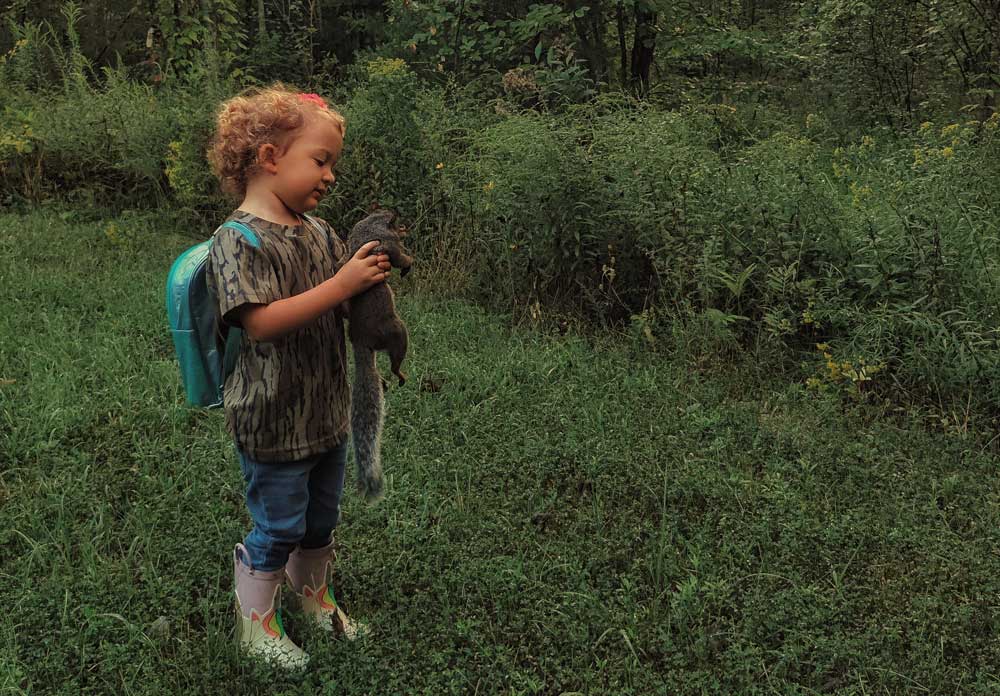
165, 221, 261, 407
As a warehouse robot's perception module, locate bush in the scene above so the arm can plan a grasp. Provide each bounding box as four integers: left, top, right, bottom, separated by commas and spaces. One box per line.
806, 116, 1000, 411
589, 101, 722, 321
447, 109, 604, 312
334, 58, 432, 220
0, 8, 179, 206
45, 71, 175, 195
161, 72, 235, 220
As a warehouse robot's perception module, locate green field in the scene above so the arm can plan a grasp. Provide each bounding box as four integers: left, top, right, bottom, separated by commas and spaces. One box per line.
3, 209, 1000, 694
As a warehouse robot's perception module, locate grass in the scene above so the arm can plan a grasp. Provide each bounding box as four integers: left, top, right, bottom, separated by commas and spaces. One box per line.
2, 208, 1000, 694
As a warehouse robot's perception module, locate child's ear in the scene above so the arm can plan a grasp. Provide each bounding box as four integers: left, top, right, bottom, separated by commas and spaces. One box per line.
257, 143, 280, 173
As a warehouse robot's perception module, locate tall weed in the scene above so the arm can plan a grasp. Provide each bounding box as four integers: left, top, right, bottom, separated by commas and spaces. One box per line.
589, 102, 722, 321
451, 110, 603, 310
335, 58, 431, 219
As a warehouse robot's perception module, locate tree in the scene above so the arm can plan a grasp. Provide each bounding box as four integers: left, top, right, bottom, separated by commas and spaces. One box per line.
629, 0, 656, 95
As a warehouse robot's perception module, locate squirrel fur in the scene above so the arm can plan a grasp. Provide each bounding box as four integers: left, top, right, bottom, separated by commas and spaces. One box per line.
345, 209, 413, 501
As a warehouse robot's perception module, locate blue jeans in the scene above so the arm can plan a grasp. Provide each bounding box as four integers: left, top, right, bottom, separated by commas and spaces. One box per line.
238, 440, 348, 572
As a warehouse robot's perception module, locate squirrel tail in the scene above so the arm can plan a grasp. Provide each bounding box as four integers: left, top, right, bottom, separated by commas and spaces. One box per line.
351, 345, 385, 501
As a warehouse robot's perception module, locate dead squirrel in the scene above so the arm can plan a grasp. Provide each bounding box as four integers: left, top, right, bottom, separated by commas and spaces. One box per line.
345, 209, 413, 501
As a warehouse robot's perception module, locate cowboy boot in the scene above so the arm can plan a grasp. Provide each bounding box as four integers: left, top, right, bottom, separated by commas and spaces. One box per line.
285, 541, 365, 640
233, 544, 309, 669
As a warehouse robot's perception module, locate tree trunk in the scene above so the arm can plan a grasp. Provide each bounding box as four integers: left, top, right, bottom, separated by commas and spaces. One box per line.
630, 3, 656, 97
452, 0, 466, 73
568, 0, 608, 86
257, 0, 266, 38
306, 0, 317, 77
617, 1, 627, 86
588, 2, 609, 83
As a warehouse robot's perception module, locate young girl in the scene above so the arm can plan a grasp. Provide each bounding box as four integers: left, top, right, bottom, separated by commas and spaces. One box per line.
205, 84, 391, 669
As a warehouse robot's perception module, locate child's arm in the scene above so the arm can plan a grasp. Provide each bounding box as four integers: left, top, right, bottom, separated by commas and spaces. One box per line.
238, 241, 388, 342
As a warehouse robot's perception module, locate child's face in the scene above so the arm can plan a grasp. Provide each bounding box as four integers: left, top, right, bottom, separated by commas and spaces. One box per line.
270, 117, 344, 215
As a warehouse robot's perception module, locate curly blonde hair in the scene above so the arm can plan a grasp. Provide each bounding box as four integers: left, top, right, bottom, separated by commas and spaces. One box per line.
207, 83, 346, 199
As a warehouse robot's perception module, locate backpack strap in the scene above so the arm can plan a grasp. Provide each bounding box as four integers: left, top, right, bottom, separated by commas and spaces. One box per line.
221, 216, 327, 250
301, 213, 326, 240
219, 220, 261, 248
302, 214, 344, 264
213, 220, 261, 383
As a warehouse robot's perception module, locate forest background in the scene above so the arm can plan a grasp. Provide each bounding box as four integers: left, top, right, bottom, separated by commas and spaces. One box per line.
3, 0, 1000, 427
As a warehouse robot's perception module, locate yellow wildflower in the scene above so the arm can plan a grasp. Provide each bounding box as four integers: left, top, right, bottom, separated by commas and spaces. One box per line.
366, 57, 407, 77
850, 183, 872, 208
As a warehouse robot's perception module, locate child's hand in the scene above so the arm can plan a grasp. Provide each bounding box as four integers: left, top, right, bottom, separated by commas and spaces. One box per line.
337, 241, 391, 296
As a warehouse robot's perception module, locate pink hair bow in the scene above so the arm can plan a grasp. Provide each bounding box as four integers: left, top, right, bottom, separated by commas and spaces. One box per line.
298, 92, 328, 109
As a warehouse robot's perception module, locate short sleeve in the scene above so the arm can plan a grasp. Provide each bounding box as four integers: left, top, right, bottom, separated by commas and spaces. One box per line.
208, 227, 282, 327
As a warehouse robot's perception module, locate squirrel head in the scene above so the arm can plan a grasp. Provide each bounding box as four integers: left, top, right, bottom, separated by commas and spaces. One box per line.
348, 209, 414, 277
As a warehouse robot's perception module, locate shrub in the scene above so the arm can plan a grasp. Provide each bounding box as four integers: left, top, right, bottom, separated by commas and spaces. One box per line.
448, 109, 604, 312
334, 58, 431, 220
589, 101, 722, 321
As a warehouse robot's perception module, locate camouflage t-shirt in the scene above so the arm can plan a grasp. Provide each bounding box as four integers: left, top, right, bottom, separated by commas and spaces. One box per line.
206, 211, 350, 462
